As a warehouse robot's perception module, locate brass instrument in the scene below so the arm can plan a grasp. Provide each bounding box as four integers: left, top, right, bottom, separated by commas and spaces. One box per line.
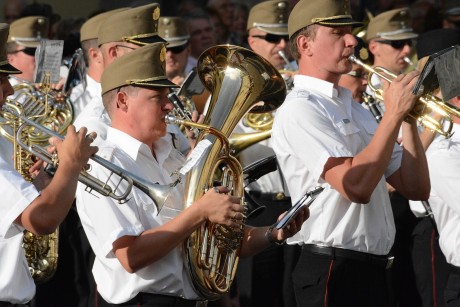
349, 55, 460, 138
0, 74, 74, 283
3, 106, 180, 209
170, 45, 286, 300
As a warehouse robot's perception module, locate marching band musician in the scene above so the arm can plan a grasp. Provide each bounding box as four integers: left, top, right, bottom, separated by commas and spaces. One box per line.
69, 8, 127, 119
0, 22, 98, 307
337, 36, 369, 104
234, 1, 295, 306
272, 0, 430, 306
365, 9, 423, 305
75, 42, 309, 307
73, 4, 165, 146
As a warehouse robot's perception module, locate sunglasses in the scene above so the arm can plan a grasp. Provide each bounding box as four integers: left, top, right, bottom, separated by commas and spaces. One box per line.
167, 44, 188, 54
11, 47, 36, 56
377, 39, 413, 49
251, 34, 289, 44
347, 70, 368, 79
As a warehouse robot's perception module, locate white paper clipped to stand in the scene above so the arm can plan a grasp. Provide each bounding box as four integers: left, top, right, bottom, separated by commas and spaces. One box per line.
179, 139, 212, 175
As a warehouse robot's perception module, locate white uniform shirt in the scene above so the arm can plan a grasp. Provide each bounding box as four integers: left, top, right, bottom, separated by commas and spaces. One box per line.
272, 75, 402, 255
70, 74, 101, 119
0, 156, 40, 304
76, 127, 199, 304
426, 123, 460, 267
235, 119, 286, 194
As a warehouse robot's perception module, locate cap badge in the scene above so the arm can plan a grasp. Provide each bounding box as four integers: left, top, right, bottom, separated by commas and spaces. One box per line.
153, 7, 160, 21
160, 46, 166, 62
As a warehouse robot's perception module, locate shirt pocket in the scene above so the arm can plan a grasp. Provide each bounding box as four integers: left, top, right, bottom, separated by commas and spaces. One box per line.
334, 119, 360, 136
360, 120, 378, 136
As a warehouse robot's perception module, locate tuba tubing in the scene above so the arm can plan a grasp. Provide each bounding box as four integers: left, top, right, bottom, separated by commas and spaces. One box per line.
178, 45, 286, 300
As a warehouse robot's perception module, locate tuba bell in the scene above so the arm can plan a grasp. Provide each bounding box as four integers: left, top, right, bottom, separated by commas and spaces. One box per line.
175, 45, 286, 300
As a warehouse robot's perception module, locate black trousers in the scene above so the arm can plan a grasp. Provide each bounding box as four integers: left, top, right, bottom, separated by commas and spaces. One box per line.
445, 269, 460, 307
412, 217, 450, 307
237, 195, 293, 307
293, 247, 389, 307
30, 204, 96, 307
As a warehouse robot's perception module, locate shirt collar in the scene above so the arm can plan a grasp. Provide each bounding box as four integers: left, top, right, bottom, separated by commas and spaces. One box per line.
106, 127, 173, 165
294, 75, 338, 98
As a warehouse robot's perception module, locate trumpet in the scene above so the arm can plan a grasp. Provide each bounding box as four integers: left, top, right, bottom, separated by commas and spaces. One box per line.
5, 106, 178, 209
349, 55, 460, 138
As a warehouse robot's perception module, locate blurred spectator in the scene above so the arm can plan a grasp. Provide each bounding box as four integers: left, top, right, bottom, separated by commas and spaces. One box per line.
206, 0, 233, 43
182, 10, 216, 73
3, 0, 27, 24
206, 7, 229, 44
177, 0, 206, 16
55, 17, 85, 62
410, 0, 442, 34
232, 2, 249, 47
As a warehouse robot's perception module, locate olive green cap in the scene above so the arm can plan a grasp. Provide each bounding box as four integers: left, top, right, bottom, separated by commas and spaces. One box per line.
101, 42, 178, 95
158, 17, 190, 48
80, 8, 128, 42
247, 0, 289, 35
0, 23, 21, 74
98, 3, 166, 47
288, 0, 362, 38
7, 16, 48, 47
366, 8, 418, 42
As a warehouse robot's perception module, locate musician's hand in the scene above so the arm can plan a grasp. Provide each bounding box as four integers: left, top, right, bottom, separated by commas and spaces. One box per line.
271, 206, 309, 242
31, 166, 53, 191
382, 70, 420, 121
186, 110, 204, 149
195, 186, 245, 229
49, 126, 98, 172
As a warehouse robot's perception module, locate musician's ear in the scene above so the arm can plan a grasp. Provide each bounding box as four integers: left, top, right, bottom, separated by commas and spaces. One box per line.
116, 89, 128, 111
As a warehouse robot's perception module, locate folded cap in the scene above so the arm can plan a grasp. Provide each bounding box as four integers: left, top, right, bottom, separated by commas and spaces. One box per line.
7, 16, 48, 47
0, 23, 21, 74
98, 4, 166, 47
366, 8, 418, 42
101, 42, 178, 95
247, 0, 289, 35
417, 28, 460, 59
158, 17, 189, 48
288, 0, 362, 38
444, 0, 460, 16
80, 8, 128, 42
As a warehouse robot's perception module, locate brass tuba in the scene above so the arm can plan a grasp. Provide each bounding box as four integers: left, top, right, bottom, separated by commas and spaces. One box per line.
176, 45, 286, 299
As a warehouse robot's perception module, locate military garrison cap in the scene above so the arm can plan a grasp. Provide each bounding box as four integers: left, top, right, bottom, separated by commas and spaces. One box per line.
80, 8, 128, 42
7, 16, 48, 47
101, 42, 178, 95
158, 17, 190, 48
98, 3, 165, 47
366, 8, 418, 42
0, 23, 21, 74
288, 0, 362, 38
247, 0, 289, 35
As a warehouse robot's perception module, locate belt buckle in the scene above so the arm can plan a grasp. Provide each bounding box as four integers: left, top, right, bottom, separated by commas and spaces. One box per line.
385, 256, 395, 269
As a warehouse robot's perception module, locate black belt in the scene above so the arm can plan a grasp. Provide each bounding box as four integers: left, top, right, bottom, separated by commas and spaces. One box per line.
302, 244, 394, 269
0, 302, 29, 307
121, 293, 207, 307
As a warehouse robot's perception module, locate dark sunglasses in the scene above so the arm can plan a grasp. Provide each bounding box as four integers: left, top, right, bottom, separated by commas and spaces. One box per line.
167, 44, 188, 54
347, 70, 368, 79
251, 33, 289, 44
377, 39, 413, 49
11, 47, 36, 56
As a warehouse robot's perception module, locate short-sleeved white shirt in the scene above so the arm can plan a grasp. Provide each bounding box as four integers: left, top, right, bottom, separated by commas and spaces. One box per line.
0, 156, 40, 304
70, 74, 101, 119
426, 123, 460, 267
76, 127, 200, 304
272, 75, 402, 255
